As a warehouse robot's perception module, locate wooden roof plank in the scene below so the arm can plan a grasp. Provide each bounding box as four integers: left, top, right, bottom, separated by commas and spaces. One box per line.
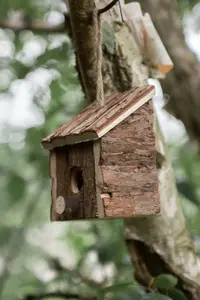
41, 85, 155, 149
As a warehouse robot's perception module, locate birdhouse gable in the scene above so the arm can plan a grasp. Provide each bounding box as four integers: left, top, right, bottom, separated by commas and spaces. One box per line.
41, 85, 155, 150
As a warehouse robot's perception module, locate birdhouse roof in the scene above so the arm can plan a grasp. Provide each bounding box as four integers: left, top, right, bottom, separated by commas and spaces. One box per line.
41, 85, 155, 150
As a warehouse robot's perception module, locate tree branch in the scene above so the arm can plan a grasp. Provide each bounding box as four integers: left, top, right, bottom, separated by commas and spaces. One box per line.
0, 18, 69, 33
23, 292, 96, 300
98, 0, 119, 15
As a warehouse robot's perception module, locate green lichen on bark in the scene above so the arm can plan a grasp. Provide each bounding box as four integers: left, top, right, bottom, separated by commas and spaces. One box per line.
102, 21, 149, 95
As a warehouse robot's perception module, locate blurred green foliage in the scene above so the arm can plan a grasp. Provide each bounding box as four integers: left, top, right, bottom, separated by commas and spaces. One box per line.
0, 0, 199, 299
176, 0, 200, 14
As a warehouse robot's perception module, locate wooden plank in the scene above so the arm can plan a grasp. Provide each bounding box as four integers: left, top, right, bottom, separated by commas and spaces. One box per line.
96, 87, 155, 137
101, 102, 156, 167
93, 141, 105, 218
103, 191, 160, 217
51, 178, 57, 221
74, 87, 153, 134
49, 151, 57, 221
81, 142, 97, 218
100, 165, 158, 193
51, 147, 83, 221
41, 85, 155, 149
42, 131, 98, 150
51, 142, 97, 221
49, 150, 57, 178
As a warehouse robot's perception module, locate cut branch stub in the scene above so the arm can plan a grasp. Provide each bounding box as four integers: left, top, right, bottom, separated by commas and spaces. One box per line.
123, 2, 173, 76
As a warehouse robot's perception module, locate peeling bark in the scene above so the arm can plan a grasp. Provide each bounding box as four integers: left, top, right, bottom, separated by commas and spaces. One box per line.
66, 0, 200, 298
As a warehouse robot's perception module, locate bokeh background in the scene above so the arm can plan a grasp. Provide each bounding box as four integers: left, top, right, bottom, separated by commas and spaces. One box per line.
0, 0, 200, 299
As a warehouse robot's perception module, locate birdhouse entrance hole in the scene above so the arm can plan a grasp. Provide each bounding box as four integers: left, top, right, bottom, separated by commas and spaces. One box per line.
70, 167, 83, 193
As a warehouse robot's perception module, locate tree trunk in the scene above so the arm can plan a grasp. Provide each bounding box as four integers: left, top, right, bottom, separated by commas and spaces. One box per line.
66, 0, 200, 298
140, 0, 200, 141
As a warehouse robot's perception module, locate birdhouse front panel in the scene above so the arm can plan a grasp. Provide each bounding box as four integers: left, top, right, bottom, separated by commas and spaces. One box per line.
50, 142, 97, 221
42, 85, 160, 221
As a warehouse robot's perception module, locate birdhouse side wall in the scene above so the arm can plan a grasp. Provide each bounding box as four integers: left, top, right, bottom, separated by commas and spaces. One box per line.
99, 101, 160, 217
50, 142, 97, 221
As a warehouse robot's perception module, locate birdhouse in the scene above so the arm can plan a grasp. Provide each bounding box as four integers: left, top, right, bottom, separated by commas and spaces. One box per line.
41, 85, 160, 221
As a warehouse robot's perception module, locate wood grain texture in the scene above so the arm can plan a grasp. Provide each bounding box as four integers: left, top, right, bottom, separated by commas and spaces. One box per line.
51, 142, 97, 221
41, 85, 155, 149
100, 101, 160, 217
49, 151, 57, 221
93, 141, 105, 218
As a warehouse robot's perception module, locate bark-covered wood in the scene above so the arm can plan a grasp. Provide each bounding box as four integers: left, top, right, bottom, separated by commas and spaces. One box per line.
99, 102, 159, 217
42, 86, 154, 149
140, 0, 200, 141
51, 142, 97, 221
101, 102, 156, 167
93, 141, 105, 218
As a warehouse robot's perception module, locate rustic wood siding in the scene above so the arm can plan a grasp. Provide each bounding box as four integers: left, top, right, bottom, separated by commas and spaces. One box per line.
100, 101, 160, 217
51, 142, 97, 221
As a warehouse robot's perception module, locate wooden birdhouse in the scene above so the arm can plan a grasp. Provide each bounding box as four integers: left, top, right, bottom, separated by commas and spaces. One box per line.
41, 85, 160, 221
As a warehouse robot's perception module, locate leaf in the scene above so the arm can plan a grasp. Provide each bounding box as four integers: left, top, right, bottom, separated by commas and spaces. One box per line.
102, 21, 115, 54
168, 288, 188, 300
153, 274, 178, 290
142, 292, 172, 300
11, 60, 32, 79
125, 0, 134, 3
102, 282, 134, 293
109, 285, 146, 300
176, 179, 199, 206
35, 42, 70, 68
7, 174, 26, 201
97, 291, 104, 300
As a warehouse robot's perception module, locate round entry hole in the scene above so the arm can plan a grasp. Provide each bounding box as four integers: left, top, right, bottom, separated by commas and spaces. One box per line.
70, 167, 83, 193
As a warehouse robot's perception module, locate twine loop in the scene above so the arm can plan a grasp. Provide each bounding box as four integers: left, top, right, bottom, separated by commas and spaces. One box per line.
93, 8, 104, 106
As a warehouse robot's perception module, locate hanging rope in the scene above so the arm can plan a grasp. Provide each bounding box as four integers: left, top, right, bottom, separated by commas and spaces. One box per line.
93, 1, 121, 106
93, 8, 104, 106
